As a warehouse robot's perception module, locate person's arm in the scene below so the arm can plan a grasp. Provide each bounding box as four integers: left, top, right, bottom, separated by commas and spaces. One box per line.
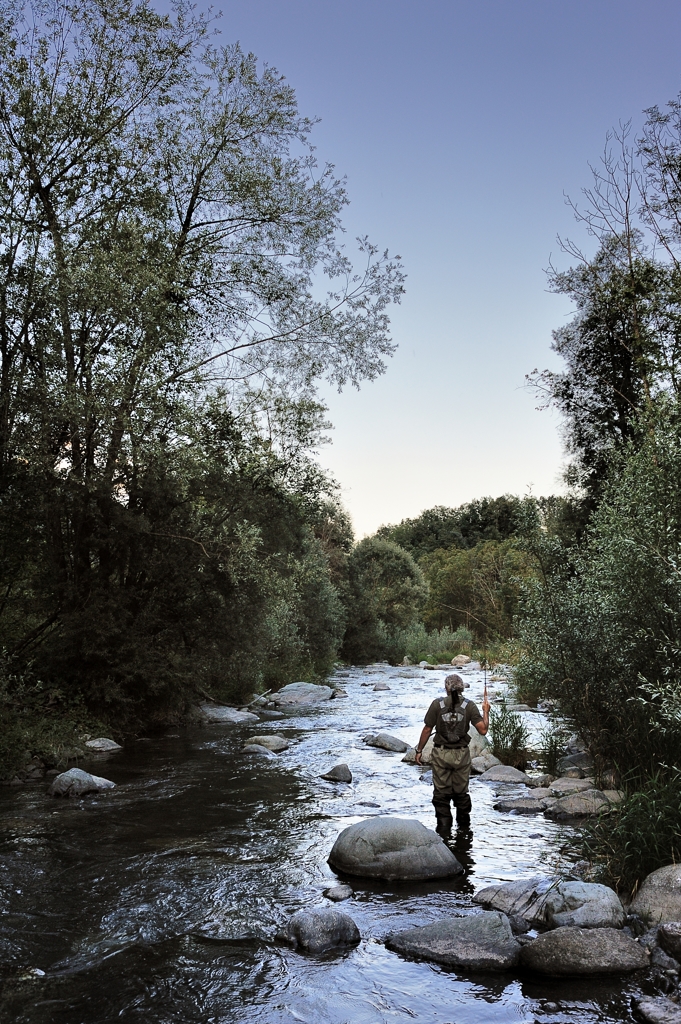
414, 725, 433, 765
474, 695, 491, 736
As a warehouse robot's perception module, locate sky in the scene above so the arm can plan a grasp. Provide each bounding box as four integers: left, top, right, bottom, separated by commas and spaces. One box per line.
205, 0, 681, 536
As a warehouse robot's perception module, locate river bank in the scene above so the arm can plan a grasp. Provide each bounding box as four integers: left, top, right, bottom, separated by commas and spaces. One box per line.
0, 662, 663, 1023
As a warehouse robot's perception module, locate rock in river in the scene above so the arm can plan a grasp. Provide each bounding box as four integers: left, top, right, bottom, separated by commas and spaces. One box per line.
479, 765, 529, 784
373, 681, 391, 691
635, 996, 681, 1024
659, 922, 681, 960
493, 796, 549, 814
519, 926, 649, 975
85, 737, 122, 752
631, 865, 681, 925
365, 732, 409, 753
328, 817, 463, 881
200, 704, 259, 724
474, 877, 624, 930
471, 751, 502, 774
386, 911, 520, 971
544, 789, 610, 820
278, 908, 360, 953
548, 777, 595, 798
247, 734, 289, 752
49, 767, 115, 797
272, 682, 334, 707
324, 884, 354, 902
242, 744, 277, 758
321, 764, 353, 783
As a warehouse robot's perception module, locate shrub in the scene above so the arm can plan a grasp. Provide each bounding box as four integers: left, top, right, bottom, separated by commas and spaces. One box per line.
489, 701, 530, 769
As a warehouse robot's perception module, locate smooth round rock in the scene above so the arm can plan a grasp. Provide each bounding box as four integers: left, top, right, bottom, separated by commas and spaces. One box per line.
386, 911, 520, 971
631, 866, 681, 925
278, 908, 360, 953
200, 704, 259, 723
479, 765, 529, 784
247, 735, 289, 752
474, 878, 624, 930
519, 926, 649, 975
328, 817, 463, 881
324, 884, 354, 902
49, 768, 115, 797
242, 744, 277, 758
321, 764, 352, 783
84, 737, 122, 752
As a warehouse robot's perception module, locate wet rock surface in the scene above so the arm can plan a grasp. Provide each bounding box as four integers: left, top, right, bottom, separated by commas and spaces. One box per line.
545, 789, 610, 819
84, 737, 122, 752
278, 908, 360, 953
386, 911, 521, 971
200, 704, 259, 723
320, 763, 352, 783
659, 922, 681, 960
635, 996, 681, 1024
49, 767, 116, 797
364, 732, 409, 752
328, 816, 463, 880
246, 735, 289, 752
272, 682, 334, 706
631, 866, 681, 925
519, 926, 649, 975
474, 878, 624, 930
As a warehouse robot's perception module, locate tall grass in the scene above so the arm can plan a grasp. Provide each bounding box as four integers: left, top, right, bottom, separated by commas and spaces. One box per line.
489, 701, 530, 770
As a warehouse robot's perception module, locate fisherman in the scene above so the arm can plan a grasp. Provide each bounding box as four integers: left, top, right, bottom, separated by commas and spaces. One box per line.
414, 672, 490, 836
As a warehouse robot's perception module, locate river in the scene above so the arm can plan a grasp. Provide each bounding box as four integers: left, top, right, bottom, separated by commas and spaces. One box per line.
0, 663, 642, 1023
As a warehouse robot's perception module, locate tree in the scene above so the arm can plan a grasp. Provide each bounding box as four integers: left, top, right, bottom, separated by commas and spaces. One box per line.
0, 0, 403, 730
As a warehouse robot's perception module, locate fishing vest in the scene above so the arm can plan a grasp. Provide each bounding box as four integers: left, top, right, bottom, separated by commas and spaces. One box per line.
435, 695, 471, 747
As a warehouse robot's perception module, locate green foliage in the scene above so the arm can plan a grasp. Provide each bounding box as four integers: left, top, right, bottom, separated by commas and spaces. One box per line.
538, 723, 569, 776
0, 1, 403, 736
341, 538, 427, 663
489, 701, 530, 770
394, 622, 473, 664
579, 772, 681, 895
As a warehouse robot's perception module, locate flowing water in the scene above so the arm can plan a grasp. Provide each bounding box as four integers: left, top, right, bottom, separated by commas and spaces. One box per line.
0, 664, 643, 1023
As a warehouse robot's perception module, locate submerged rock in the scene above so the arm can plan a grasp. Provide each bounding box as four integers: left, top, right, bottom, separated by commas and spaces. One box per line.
324, 884, 354, 902
386, 911, 520, 971
365, 732, 409, 753
519, 926, 649, 975
321, 764, 352, 783
631, 866, 681, 925
278, 908, 360, 953
49, 767, 115, 797
247, 735, 289, 752
84, 737, 122, 752
272, 682, 334, 706
200, 704, 259, 724
242, 744, 277, 758
328, 817, 463, 881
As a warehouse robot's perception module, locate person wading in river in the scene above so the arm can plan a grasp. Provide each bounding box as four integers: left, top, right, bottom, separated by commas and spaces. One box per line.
414, 673, 490, 836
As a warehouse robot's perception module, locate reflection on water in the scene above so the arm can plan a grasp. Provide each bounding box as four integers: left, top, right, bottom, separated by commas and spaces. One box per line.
0, 665, 641, 1023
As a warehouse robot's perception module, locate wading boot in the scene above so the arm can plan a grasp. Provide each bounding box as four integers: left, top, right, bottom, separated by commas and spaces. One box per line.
456, 810, 471, 832
435, 810, 453, 837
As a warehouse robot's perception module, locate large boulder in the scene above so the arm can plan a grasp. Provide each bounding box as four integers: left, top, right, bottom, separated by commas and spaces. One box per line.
468, 725, 490, 758
402, 736, 435, 765
365, 732, 409, 753
247, 734, 289, 752
474, 878, 624, 930
519, 926, 649, 975
631, 866, 681, 925
386, 911, 520, 971
49, 767, 115, 797
272, 682, 334, 706
200, 704, 259, 724
635, 996, 681, 1024
84, 737, 122, 752
328, 817, 463, 881
479, 765, 529, 784
544, 789, 610, 820
277, 908, 360, 953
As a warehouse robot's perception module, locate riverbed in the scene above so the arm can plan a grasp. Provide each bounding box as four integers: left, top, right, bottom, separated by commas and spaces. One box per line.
0, 664, 642, 1023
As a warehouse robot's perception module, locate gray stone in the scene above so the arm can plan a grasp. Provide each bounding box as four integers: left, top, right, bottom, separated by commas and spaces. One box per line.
558, 751, 594, 773
332, 688, 349, 698
49, 767, 116, 797
200, 704, 259, 724
328, 816, 463, 881
451, 655, 471, 666
321, 764, 352, 783
324, 884, 354, 902
525, 773, 555, 789
386, 911, 520, 971
635, 997, 681, 1024
247, 734, 289, 752
519, 926, 649, 975
544, 789, 610, 820
366, 732, 409, 753
84, 737, 122, 752
651, 947, 680, 972
272, 682, 334, 706
373, 681, 391, 691
494, 796, 548, 814
468, 726, 490, 758
603, 789, 625, 804
242, 744, 277, 757
278, 908, 360, 953
474, 878, 624, 930
259, 710, 285, 719
548, 777, 595, 798
631, 866, 681, 925
471, 752, 502, 774
402, 736, 435, 764
479, 765, 529, 784
659, 922, 681, 960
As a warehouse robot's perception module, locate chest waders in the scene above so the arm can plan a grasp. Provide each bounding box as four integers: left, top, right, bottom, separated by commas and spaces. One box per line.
432, 696, 473, 836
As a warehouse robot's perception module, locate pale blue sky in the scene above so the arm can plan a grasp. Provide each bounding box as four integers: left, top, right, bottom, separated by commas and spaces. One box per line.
209, 0, 681, 535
